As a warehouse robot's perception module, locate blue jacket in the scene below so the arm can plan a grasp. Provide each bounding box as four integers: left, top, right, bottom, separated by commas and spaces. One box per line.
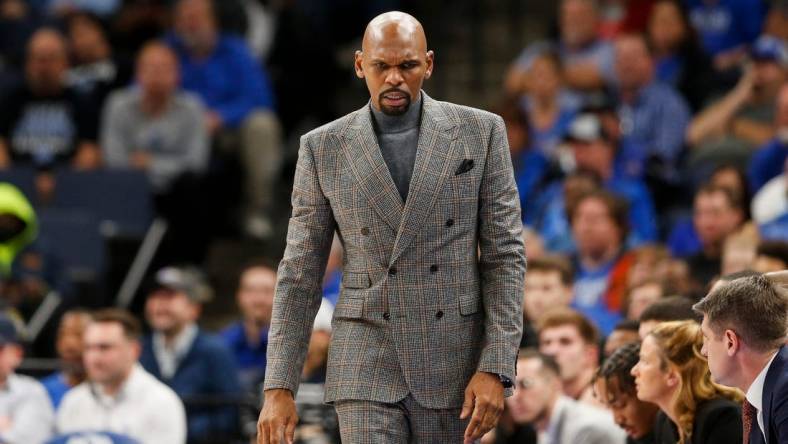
166, 34, 275, 128
749, 139, 787, 193
140, 329, 242, 443
748, 345, 788, 444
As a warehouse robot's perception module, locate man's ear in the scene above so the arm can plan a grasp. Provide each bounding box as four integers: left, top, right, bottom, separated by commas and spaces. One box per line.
724, 329, 740, 357
424, 50, 434, 79
354, 50, 365, 79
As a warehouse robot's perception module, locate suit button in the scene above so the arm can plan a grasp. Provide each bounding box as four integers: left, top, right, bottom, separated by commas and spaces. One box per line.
388, 267, 397, 276
361, 227, 370, 236
445, 219, 454, 227
430, 264, 438, 273
435, 310, 444, 319
383, 312, 391, 320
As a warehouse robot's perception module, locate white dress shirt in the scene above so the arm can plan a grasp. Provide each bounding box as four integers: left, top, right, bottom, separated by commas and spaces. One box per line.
57, 364, 186, 444
746, 351, 778, 442
153, 324, 198, 379
0, 373, 54, 444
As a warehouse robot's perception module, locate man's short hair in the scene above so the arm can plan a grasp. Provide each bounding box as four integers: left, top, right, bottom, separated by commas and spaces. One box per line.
639, 295, 699, 323
518, 348, 562, 379
238, 257, 278, 279
537, 307, 600, 346
567, 189, 630, 241
527, 256, 574, 286
757, 241, 788, 265
695, 183, 744, 212
91, 309, 142, 341
693, 274, 788, 352
613, 319, 640, 333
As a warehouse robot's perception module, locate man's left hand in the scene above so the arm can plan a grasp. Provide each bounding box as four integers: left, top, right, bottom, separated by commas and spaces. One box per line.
460, 371, 504, 444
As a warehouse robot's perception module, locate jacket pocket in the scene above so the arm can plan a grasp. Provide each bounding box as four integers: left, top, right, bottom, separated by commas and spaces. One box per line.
459, 295, 482, 316
334, 292, 364, 319
342, 271, 371, 289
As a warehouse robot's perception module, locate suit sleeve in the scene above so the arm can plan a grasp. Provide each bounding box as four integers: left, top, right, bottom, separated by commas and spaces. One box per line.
263, 133, 336, 394
774, 378, 788, 443
475, 115, 526, 384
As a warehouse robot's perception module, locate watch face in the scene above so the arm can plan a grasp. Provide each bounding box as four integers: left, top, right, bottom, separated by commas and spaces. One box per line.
500, 374, 514, 388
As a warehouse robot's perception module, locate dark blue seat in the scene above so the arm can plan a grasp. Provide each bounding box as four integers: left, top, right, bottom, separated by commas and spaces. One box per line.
36, 208, 104, 281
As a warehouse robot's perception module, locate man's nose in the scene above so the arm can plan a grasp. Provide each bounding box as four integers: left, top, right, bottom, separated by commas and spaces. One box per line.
385, 68, 404, 86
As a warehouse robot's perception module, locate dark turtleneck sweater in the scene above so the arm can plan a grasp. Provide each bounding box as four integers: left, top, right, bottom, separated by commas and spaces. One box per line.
370, 93, 422, 202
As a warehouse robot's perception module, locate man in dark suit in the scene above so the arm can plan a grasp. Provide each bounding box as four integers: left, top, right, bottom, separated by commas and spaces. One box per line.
257, 10, 525, 444
693, 273, 788, 444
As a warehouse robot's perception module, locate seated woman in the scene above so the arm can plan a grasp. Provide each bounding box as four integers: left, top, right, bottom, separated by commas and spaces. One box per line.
631, 320, 743, 444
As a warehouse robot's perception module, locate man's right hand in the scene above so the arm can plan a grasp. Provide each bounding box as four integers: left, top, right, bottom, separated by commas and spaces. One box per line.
257, 388, 298, 444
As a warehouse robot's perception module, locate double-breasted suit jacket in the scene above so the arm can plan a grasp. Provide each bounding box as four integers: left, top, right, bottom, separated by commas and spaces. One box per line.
263, 92, 526, 409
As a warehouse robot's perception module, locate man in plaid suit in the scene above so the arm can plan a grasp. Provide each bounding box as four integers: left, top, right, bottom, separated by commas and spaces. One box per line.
258, 11, 525, 444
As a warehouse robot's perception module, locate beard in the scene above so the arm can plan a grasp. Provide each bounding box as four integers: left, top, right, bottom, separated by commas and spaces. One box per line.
378, 89, 411, 116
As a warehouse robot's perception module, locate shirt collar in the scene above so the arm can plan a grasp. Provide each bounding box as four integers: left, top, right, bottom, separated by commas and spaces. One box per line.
153, 323, 198, 357
745, 351, 779, 412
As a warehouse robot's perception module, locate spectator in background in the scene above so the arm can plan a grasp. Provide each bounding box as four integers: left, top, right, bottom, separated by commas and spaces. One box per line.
685, 0, 763, 72
43, 0, 121, 18
763, 0, 788, 41
720, 225, 759, 275
167, 0, 282, 239
594, 342, 660, 444
65, 12, 132, 118
687, 36, 787, 160
625, 279, 665, 321
533, 170, 601, 253
506, 349, 626, 444
688, 184, 746, 288
647, 0, 718, 112
521, 52, 578, 157
537, 308, 601, 405
603, 320, 641, 358
41, 309, 92, 409
0, 314, 54, 444
57, 309, 186, 444
613, 33, 691, 186
0, 28, 99, 170
506, 0, 615, 94
638, 295, 698, 338
569, 190, 634, 334
101, 42, 209, 198
0, 0, 40, 76
749, 82, 788, 193
631, 320, 743, 444
522, 257, 574, 348
753, 240, 788, 272
220, 260, 275, 391
563, 113, 658, 245
140, 266, 241, 444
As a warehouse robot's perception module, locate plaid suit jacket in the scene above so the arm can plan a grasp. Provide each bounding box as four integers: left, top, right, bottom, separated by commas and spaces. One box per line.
263, 92, 525, 409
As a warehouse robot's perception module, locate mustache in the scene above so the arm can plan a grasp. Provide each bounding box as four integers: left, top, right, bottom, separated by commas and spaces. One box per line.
379, 88, 409, 99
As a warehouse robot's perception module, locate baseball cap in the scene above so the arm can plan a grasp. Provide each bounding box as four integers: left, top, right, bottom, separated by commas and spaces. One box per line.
751, 35, 788, 67
0, 314, 19, 345
152, 266, 213, 304
563, 114, 610, 144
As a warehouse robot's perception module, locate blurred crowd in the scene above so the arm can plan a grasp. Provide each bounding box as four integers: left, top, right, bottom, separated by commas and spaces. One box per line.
0, 0, 785, 443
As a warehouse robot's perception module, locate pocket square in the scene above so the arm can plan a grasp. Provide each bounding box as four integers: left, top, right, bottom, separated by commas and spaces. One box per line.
455, 159, 474, 175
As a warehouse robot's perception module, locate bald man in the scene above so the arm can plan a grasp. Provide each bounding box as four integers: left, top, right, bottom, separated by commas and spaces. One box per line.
258, 12, 525, 444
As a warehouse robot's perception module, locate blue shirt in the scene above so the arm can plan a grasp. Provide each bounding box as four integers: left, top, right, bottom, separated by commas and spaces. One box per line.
572, 257, 623, 336
166, 34, 275, 128
515, 39, 617, 85
41, 371, 71, 409
220, 322, 268, 391
686, 0, 763, 57
618, 81, 691, 181
668, 218, 703, 258
515, 149, 550, 226
749, 138, 788, 192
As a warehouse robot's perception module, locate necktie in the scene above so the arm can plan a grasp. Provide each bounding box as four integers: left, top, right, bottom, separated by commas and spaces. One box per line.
742, 400, 755, 444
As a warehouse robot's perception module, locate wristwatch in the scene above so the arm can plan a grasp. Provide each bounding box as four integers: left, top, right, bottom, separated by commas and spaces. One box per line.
498, 374, 513, 389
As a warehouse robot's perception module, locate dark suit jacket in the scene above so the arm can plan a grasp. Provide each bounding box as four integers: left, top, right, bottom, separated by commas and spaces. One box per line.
653, 397, 742, 444
749, 345, 788, 444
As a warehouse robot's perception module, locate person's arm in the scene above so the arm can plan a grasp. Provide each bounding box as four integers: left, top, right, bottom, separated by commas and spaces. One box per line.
100, 93, 134, 168
476, 115, 526, 380
686, 68, 753, 147
263, 133, 336, 393
1, 383, 54, 444
183, 97, 210, 173
212, 41, 274, 127
563, 62, 607, 91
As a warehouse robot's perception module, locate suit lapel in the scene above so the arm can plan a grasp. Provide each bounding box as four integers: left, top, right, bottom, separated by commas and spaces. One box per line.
761, 345, 787, 444
390, 92, 458, 264
339, 105, 404, 233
